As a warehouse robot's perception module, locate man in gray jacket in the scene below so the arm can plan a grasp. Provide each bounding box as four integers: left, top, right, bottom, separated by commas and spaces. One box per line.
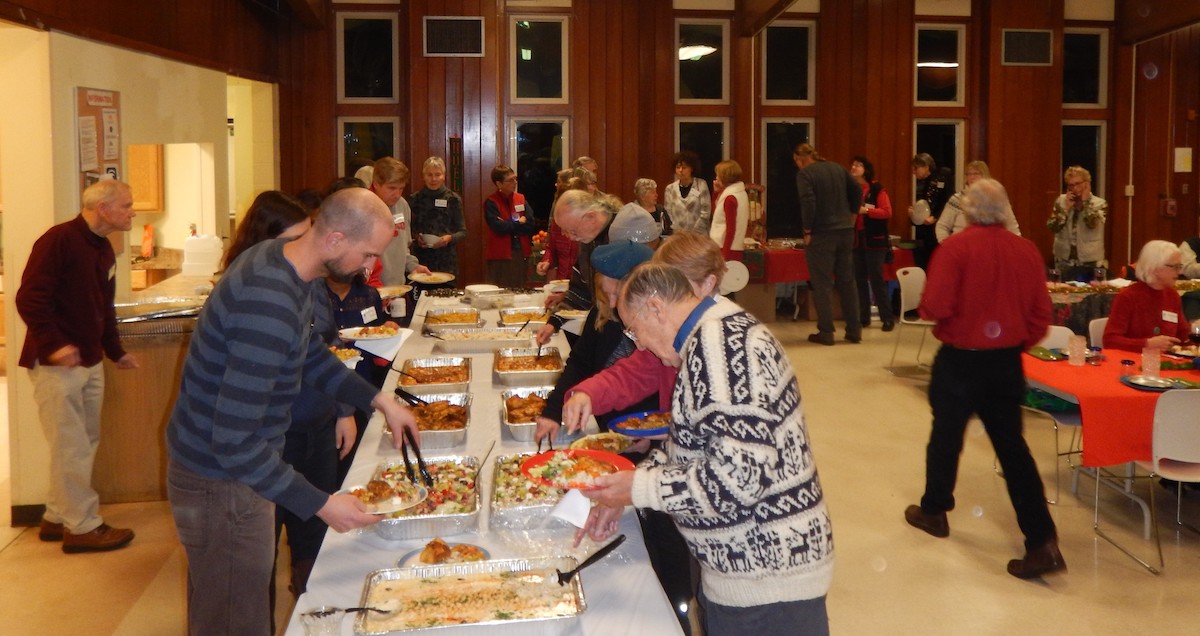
794, 143, 862, 345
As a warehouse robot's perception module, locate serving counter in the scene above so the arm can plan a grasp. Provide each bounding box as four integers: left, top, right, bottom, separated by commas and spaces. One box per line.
284, 291, 684, 635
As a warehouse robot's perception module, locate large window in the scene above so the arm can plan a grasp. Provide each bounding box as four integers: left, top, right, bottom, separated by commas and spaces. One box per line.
914, 25, 965, 106
676, 19, 729, 104
511, 17, 568, 104
761, 120, 813, 238
336, 13, 399, 104
763, 21, 815, 104
1061, 121, 1106, 198
509, 118, 568, 224
675, 118, 729, 186
1063, 28, 1108, 107
914, 120, 963, 191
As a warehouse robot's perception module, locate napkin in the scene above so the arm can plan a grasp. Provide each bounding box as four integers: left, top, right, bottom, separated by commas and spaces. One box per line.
354, 328, 413, 361
550, 489, 593, 528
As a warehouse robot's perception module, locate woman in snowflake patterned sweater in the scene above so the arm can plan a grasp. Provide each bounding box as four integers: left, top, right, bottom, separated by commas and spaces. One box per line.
578, 262, 835, 636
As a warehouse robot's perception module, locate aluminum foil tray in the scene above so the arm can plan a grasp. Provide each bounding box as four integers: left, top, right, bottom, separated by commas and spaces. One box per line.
431, 327, 534, 353
493, 347, 564, 387
384, 392, 471, 449
421, 307, 483, 334
394, 357, 471, 396
489, 453, 565, 530
497, 306, 551, 329
354, 557, 585, 635
373, 455, 481, 541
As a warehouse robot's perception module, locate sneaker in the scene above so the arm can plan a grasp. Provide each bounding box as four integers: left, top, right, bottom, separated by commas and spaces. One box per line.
62, 524, 135, 554
38, 520, 64, 542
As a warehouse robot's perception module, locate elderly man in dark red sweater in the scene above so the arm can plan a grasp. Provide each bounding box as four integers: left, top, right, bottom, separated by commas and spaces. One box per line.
903, 178, 1065, 580
16, 179, 139, 553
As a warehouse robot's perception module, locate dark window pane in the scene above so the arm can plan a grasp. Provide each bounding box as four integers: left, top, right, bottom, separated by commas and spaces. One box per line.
515, 122, 563, 224
679, 122, 725, 187
915, 123, 958, 186
764, 123, 810, 238
679, 24, 724, 100
1062, 125, 1102, 196
515, 21, 563, 100
765, 26, 810, 101
916, 29, 959, 102
1063, 33, 1101, 104
342, 122, 394, 178
343, 18, 394, 99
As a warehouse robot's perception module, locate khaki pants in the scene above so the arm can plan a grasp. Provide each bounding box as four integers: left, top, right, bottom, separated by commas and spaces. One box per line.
31, 362, 106, 534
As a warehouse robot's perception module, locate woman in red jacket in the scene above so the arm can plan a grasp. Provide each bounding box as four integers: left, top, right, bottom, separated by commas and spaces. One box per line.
484, 165, 538, 287
1103, 239, 1189, 352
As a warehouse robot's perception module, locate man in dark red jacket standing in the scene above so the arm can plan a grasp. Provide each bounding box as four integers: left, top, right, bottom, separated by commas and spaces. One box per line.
904, 178, 1065, 580
17, 178, 139, 553
484, 164, 538, 287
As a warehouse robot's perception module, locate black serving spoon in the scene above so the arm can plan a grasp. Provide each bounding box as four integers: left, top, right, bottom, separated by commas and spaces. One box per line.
556, 534, 626, 586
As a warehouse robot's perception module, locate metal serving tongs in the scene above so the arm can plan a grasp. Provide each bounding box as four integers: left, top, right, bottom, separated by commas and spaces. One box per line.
401, 427, 434, 487
394, 386, 429, 407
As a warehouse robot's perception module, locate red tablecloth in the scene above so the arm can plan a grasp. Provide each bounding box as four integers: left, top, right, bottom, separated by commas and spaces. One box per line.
1022, 355, 1200, 467
758, 247, 915, 284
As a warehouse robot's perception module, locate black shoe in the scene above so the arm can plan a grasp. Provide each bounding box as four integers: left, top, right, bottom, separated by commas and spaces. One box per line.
1007, 540, 1067, 579
904, 505, 949, 538
860, 317, 872, 328
845, 334, 862, 344
882, 321, 896, 332
807, 333, 835, 346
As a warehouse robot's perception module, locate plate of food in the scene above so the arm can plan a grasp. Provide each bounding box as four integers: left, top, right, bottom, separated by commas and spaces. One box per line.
520, 449, 635, 490
543, 279, 570, 294
409, 271, 456, 285
379, 284, 413, 299
339, 479, 428, 515
570, 432, 635, 454
1168, 344, 1200, 358
397, 537, 489, 567
330, 346, 363, 369
339, 325, 400, 341
608, 410, 672, 437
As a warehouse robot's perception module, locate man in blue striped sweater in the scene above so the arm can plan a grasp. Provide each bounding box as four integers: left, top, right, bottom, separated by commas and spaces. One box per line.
166, 187, 418, 635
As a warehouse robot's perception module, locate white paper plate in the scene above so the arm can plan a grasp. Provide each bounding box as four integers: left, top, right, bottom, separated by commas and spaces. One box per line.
396, 543, 490, 567
910, 199, 931, 225
339, 326, 400, 341
409, 271, 456, 285
337, 483, 428, 515
719, 260, 750, 295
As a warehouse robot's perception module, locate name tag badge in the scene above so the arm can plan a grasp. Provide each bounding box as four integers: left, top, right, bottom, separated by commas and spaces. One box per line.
515, 203, 526, 212
936, 181, 945, 189
1163, 310, 1179, 323
435, 198, 448, 208
864, 203, 876, 210
361, 307, 379, 323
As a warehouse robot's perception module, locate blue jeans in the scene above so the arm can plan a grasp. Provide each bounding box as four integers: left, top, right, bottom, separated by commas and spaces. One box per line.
701, 589, 829, 636
168, 461, 275, 636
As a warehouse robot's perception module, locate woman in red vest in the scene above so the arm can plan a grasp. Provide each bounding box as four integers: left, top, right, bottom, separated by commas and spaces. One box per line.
484, 165, 538, 287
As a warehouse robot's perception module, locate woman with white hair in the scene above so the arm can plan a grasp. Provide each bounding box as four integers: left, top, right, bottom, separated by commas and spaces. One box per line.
1102, 239, 1189, 352
622, 177, 670, 237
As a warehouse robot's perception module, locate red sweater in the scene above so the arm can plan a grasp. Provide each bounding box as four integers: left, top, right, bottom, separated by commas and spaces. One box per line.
17, 215, 125, 368
1102, 281, 1189, 351
570, 348, 675, 414
920, 224, 1051, 350
539, 221, 580, 275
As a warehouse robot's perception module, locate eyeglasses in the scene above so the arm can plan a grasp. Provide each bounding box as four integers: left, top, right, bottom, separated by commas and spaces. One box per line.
1164, 263, 1184, 271
502, 176, 518, 183
621, 291, 658, 343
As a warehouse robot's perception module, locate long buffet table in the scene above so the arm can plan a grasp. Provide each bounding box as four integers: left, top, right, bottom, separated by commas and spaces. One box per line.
284, 291, 683, 636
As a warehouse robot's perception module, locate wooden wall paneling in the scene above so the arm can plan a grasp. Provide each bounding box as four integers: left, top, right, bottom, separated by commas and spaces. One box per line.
1172, 26, 1199, 235
1131, 34, 1179, 253
1117, 0, 1200, 45
653, 0, 677, 189
814, 0, 856, 166
984, 0, 1064, 261
731, 21, 755, 179
1108, 29, 1135, 267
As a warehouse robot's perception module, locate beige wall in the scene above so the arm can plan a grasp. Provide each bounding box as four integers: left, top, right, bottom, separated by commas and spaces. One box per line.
1, 25, 233, 510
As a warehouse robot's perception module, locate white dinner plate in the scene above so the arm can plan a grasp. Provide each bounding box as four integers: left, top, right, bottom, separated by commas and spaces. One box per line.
910, 199, 931, 225
719, 260, 750, 295
409, 271, 456, 285
339, 326, 400, 341
396, 543, 489, 567
337, 483, 428, 515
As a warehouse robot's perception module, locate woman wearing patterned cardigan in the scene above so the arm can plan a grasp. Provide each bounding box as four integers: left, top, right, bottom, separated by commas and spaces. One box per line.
579, 263, 834, 636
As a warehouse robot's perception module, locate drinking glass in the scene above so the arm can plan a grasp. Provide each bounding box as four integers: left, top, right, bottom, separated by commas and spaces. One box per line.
1067, 335, 1087, 367
1189, 319, 1200, 346
301, 608, 342, 636
1047, 268, 1061, 283
1141, 347, 1161, 378
1093, 266, 1107, 282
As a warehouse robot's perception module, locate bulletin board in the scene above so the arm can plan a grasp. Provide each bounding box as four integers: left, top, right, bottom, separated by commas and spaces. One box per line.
75, 87, 124, 253
76, 87, 122, 190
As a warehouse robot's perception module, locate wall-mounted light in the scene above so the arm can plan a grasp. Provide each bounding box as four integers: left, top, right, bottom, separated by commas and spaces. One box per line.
521, 48, 532, 61
678, 45, 717, 61
916, 62, 959, 68
517, 21, 530, 29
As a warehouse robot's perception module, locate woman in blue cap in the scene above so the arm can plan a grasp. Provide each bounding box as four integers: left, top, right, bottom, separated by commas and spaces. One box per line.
535, 240, 659, 440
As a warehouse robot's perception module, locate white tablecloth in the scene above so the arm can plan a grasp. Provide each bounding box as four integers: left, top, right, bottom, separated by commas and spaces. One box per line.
284, 292, 683, 635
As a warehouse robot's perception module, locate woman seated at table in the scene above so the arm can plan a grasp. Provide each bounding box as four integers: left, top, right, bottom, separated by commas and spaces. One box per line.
1103, 239, 1189, 352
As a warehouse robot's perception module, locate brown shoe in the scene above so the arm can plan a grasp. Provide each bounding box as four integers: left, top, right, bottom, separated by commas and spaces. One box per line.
904, 505, 950, 538
62, 524, 134, 554
38, 520, 64, 542
1007, 540, 1067, 579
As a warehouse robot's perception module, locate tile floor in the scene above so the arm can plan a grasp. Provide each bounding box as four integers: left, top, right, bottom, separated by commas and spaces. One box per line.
2, 319, 1200, 634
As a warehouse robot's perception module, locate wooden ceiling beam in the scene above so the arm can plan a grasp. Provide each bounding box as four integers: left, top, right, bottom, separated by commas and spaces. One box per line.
735, 0, 793, 38
283, 0, 324, 29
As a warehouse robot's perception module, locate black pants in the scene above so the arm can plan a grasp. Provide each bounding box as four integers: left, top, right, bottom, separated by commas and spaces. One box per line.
921, 346, 1057, 551
852, 247, 894, 324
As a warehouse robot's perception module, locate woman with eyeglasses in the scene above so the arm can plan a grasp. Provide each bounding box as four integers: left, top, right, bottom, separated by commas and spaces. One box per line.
936, 160, 1021, 242
484, 165, 538, 287
1102, 239, 1189, 351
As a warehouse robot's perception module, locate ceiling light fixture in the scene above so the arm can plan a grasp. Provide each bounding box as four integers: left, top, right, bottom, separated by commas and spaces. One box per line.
678, 45, 717, 61
916, 62, 959, 68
